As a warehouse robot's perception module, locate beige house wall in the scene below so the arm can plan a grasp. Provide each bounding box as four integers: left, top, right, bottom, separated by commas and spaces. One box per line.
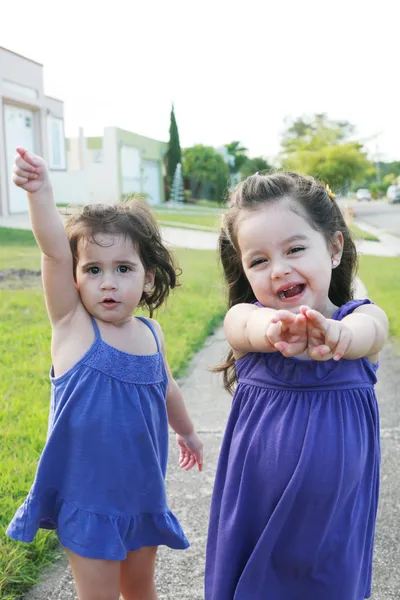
0, 46, 69, 217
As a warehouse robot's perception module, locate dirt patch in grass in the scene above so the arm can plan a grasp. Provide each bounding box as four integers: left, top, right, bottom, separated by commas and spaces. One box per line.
0, 269, 41, 290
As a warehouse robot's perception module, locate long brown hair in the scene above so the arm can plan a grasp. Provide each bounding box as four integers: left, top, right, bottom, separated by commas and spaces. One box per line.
65, 198, 179, 316
217, 171, 358, 394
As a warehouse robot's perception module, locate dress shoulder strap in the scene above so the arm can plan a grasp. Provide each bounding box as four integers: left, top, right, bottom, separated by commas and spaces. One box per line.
90, 315, 101, 340
333, 298, 373, 321
136, 316, 161, 353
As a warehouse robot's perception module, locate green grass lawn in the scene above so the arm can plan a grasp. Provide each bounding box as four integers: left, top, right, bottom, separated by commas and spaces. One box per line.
349, 224, 379, 242
0, 227, 225, 600
155, 211, 222, 230
358, 256, 400, 341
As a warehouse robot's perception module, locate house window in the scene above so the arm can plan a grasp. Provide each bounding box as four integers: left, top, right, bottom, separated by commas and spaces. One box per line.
47, 116, 66, 170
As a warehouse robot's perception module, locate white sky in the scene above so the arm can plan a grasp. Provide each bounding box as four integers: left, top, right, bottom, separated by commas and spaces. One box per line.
1, 0, 398, 163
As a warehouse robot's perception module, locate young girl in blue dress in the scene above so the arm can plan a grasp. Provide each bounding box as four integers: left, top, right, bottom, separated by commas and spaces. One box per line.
7, 148, 203, 600
206, 172, 388, 600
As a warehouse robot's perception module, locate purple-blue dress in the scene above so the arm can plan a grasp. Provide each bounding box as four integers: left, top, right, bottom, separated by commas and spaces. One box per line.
7, 316, 189, 559
206, 300, 380, 600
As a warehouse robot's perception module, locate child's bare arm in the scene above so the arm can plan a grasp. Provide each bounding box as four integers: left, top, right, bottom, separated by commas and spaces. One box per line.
224, 304, 277, 353
151, 320, 203, 471
342, 304, 388, 360
224, 303, 307, 357
13, 148, 79, 324
302, 304, 388, 361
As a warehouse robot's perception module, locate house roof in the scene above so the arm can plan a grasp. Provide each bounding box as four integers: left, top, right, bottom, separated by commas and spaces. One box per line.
0, 46, 43, 67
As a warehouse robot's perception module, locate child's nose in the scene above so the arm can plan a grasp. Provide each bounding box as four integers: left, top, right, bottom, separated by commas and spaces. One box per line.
100, 276, 117, 290
271, 259, 291, 279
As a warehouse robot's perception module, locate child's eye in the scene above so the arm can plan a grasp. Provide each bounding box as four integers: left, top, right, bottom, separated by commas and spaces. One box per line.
250, 258, 268, 268
289, 246, 305, 254
88, 266, 100, 274
117, 265, 131, 273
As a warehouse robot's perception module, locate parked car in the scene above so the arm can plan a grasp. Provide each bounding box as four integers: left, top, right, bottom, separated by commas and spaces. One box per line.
388, 186, 400, 204
356, 188, 371, 202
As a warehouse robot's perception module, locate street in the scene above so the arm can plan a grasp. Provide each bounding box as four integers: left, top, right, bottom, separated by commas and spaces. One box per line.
339, 200, 400, 236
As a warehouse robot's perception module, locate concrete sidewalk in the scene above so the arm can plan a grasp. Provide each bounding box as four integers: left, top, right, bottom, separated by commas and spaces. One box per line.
354, 220, 400, 257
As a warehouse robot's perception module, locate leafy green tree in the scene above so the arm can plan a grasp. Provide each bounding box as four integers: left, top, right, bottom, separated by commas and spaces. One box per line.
240, 156, 273, 179
280, 114, 371, 191
183, 145, 230, 202
350, 162, 400, 192
166, 104, 182, 185
225, 141, 248, 176
282, 114, 354, 152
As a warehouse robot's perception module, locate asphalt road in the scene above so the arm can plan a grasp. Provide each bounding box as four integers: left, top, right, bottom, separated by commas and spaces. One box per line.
340, 200, 400, 236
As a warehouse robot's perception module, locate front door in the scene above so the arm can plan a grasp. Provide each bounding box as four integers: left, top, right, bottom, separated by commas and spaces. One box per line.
4, 104, 35, 213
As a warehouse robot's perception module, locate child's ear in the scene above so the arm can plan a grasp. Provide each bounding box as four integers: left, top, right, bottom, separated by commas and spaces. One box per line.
144, 270, 155, 290
331, 231, 344, 267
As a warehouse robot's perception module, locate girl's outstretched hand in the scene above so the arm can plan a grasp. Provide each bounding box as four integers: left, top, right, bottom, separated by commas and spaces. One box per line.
266, 310, 307, 357
13, 147, 49, 194
300, 306, 353, 361
176, 432, 203, 472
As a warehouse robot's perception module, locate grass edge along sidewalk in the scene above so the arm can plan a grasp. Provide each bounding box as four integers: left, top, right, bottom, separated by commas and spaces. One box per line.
0, 228, 225, 600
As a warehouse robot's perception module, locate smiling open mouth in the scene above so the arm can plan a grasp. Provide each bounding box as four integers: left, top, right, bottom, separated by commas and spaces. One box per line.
278, 284, 305, 299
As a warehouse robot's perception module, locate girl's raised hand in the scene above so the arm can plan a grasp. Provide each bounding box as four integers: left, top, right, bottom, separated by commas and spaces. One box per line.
300, 307, 353, 361
176, 432, 203, 472
266, 310, 307, 357
13, 147, 49, 194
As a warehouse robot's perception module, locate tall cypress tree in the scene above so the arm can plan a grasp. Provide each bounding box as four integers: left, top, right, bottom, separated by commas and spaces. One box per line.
167, 104, 182, 184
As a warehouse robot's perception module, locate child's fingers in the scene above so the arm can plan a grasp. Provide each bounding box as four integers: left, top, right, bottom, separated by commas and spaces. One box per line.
333, 331, 352, 361
183, 454, 196, 471
325, 325, 340, 349
192, 446, 203, 471
179, 451, 191, 469
299, 305, 311, 316
305, 309, 327, 329
266, 322, 281, 345
275, 341, 299, 357
295, 313, 306, 326
13, 166, 38, 181
15, 154, 38, 174
309, 344, 332, 360
16, 147, 41, 168
198, 451, 203, 471
271, 310, 296, 324
12, 174, 29, 186
274, 341, 288, 354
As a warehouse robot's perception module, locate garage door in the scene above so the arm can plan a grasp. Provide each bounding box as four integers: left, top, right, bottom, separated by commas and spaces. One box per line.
4, 104, 35, 213
120, 146, 141, 196
142, 160, 161, 205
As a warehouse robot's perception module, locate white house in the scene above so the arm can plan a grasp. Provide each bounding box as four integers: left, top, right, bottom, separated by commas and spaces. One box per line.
0, 46, 168, 215
67, 127, 168, 206
0, 46, 68, 217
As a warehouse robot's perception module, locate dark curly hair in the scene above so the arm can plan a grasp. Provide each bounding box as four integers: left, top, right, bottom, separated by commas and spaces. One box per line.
65, 198, 179, 316
216, 171, 358, 393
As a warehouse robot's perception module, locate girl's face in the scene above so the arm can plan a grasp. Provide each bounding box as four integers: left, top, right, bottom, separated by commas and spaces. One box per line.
75, 234, 154, 324
237, 199, 343, 317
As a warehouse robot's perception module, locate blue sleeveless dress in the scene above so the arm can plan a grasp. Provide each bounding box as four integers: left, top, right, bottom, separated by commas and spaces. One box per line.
206, 299, 380, 600
7, 316, 189, 559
